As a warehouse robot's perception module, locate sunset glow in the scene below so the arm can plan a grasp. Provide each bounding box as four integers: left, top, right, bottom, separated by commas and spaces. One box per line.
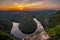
0, 0, 60, 10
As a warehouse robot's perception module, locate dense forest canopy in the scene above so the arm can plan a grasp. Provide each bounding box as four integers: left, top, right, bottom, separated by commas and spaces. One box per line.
46, 10, 60, 40
0, 19, 12, 32
19, 13, 37, 34
0, 10, 60, 40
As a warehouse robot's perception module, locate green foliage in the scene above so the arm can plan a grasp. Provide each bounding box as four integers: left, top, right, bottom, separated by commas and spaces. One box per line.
48, 11, 60, 28
0, 30, 20, 40
10, 12, 37, 34
19, 13, 37, 34
46, 10, 60, 40
56, 10, 60, 14
0, 10, 58, 40
0, 19, 20, 40
46, 25, 60, 35
0, 19, 12, 33
0, 11, 37, 39
46, 25, 60, 40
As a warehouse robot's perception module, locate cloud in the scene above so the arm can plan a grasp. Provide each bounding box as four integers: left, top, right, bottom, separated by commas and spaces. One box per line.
0, 0, 60, 10
0, 0, 60, 4
0, 0, 13, 5
50, 0, 60, 4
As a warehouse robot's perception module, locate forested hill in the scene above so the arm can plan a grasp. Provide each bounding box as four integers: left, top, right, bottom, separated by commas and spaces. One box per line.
45, 10, 60, 40
25, 10, 57, 17
47, 10, 60, 28
0, 10, 57, 18
0, 10, 59, 40
0, 10, 57, 22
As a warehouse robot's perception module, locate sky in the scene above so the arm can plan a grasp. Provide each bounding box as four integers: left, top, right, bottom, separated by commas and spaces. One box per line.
0, 0, 60, 10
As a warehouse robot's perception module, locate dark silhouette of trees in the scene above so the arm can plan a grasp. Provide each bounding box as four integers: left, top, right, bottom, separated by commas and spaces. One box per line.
19, 13, 37, 34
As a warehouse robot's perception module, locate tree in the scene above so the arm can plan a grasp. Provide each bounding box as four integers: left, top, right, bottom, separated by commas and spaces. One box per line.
0, 30, 20, 40
46, 10, 60, 40
19, 13, 37, 34
0, 19, 12, 33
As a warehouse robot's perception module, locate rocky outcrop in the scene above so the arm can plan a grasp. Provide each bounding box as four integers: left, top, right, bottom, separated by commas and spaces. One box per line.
11, 18, 51, 40
31, 31, 50, 40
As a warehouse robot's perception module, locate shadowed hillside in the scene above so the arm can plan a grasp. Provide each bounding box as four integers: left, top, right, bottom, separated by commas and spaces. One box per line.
0, 10, 59, 40
45, 10, 60, 40
0, 19, 20, 40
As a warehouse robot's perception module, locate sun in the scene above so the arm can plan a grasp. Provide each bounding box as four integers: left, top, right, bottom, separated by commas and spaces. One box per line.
17, 5, 24, 10
13, 3, 24, 10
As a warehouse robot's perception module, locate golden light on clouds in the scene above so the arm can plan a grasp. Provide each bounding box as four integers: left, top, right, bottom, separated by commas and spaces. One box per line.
13, 3, 24, 10
0, 0, 60, 10
0, 2, 60, 10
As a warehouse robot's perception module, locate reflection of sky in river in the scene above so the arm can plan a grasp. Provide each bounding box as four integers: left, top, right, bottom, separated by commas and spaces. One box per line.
11, 18, 44, 39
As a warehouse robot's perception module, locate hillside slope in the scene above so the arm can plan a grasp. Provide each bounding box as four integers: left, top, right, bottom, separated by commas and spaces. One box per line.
46, 10, 60, 40
0, 19, 20, 40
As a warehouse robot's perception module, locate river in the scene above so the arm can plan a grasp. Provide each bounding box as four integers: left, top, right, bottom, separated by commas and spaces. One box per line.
11, 18, 44, 39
